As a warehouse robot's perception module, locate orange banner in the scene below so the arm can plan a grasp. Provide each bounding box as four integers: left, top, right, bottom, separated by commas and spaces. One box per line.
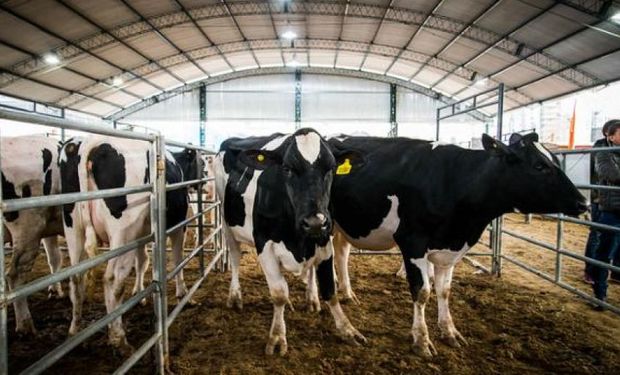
568, 102, 576, 149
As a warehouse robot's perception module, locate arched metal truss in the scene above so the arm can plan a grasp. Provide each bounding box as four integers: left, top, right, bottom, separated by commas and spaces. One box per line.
105, 66, 491, 122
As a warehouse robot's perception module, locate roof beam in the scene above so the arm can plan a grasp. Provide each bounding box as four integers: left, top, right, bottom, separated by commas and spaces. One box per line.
105, 66, 490, 122
118, 0, 209, 78
409, 0, 504, 82
0, 66, 122, 110
383, 0, 445, 75
56, 0, 186, 85
0, 38, 142, 102
220, 0, 261, 67
172, 0, 235, 71
359, 0, 394, 70
265, 0, 285, 65
333, 0, 350, 68
452, 2, 607, 97
0, 3, 165, 92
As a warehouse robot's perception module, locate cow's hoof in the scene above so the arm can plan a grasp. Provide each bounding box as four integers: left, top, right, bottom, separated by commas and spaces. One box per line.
412, 338, 437, 358
111, 340, 135, 357
340, 291, 360, 305
48, 284, 65, 299
442, 330, 467, 348
226, 291, 243, 310
16, 320, 37, 337
265, 334, 288, 356
337, 324, 367, 346
306, 293, 321, 312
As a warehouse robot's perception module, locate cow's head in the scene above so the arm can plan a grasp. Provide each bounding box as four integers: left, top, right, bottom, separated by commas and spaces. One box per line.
236, 129, 340, 245
482, 132, 587, 216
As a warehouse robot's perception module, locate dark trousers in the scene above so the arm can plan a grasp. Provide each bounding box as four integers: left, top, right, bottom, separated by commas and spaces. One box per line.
584, 203, 601, 276
592, 210, 620, 299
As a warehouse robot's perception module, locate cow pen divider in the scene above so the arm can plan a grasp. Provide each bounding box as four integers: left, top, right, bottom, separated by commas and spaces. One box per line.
0, 108, 227, 375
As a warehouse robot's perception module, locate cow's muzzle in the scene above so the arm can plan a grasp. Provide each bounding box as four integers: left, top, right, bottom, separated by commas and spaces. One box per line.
300, 213, 330, 237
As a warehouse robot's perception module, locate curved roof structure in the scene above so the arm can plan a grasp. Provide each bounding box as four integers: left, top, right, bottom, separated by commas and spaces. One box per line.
0, 0, 619, 119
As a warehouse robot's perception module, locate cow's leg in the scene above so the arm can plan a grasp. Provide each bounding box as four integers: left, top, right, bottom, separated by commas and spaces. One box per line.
103, 249, 135, 355
83, 225, 98, 302
170, 229, 193, 304
333, 231, 358, 304
434, 264, 466, 347
64, 225, 87, 336
131, 244, 149, 306
225, 226, 243, 310
317, 241, 366, 345
398, 234, 436, 358
305, 265, 321, 312
258, 249, 290, 356
6, 231, 41, 335
42, 236, 64, 299
398, 261, 434, 281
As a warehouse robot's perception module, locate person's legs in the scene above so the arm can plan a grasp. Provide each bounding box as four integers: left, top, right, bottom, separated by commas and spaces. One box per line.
591, 211, 620, 301
584, 203, 601, 280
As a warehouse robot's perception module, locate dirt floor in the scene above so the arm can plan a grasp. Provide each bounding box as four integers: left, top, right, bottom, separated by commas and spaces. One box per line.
5, 215, 620, 374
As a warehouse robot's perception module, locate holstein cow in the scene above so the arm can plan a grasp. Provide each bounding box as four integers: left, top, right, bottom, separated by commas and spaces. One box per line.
58, 137, 203, 352
214, 128, 366, 355
1, 135, 65, 335
326, 133, 587, 357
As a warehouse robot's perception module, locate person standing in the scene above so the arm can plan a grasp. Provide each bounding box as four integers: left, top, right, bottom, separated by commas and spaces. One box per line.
583, 121, 615, 283
592, 119, 620, 308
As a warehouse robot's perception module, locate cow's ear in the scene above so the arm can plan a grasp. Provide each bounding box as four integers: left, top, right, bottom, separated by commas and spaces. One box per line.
238, 149, 282, 170
508, 133, 523, 146
482, 134, 517, 162
521, 132, 539, 144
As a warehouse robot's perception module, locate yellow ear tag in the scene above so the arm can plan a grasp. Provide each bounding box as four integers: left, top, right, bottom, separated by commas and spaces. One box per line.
257, 154, 265, 162
336, 158, 352, 175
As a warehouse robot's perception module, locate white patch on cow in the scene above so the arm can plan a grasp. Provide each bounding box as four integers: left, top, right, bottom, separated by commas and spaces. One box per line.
271, 240, 304, 275
342, 195, 400, 250
165, 150, 176, 164
431, 141, 447, 150
534, 142, 554, 164
263, 135, 287, 151
427, 243, 470, 267
295, 132, 321, 164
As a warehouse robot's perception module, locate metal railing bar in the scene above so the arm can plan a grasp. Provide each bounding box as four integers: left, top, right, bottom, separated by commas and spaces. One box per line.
166, 203, 219, 235
438, 101, 498, 120
6, 234, 153, 304
113, 331, 161, 375
2, 184, 152, 213
501, 254, 620, 315
20, 283, 157, 375
165, 178, 209, 192
463, 256, 491, 273
168, 226, 221, 281
553, 146, 620, 155
573, 183, 620, 192
466, 252, 494, 256
0, 108, 155, 142
164, 140, 215, 153
166, 249, 225, 328
543, 214, 620, 233
502, 228, 620, 273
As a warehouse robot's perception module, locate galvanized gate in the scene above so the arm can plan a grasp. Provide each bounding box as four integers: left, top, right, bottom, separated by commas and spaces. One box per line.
0, 108, 226, 374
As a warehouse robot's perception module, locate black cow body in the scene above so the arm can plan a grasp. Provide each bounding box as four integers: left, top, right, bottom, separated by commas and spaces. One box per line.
328, 133, 586, 357
214, 128, 365, 355
58, 137, 203, 352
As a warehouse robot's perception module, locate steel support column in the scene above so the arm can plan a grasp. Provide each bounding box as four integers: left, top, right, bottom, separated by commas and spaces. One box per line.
389, 83, 397, 137
199, 84, 207, 147
491, 83, 505, 276
0, 135, 7, 375
295, 69, 302, 130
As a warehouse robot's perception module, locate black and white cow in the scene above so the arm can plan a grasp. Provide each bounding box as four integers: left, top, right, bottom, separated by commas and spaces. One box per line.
326, 133, 587, 357
1, 135, 65, 334
58, 137, 203, 353
214, 128, 366, 355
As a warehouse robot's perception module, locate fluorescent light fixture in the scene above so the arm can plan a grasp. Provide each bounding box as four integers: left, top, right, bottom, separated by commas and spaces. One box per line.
286, 59, 301, 68
281, 30, 297, 40
611, 12, 620, 24
112, 76, 124, 86
475, 77, 489, 87
43, 53, 60, 65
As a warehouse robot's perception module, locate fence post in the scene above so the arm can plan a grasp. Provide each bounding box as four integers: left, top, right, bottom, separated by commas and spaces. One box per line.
555, 154, 567, 282
150, 135, 169, 373
197, 156, 205, 275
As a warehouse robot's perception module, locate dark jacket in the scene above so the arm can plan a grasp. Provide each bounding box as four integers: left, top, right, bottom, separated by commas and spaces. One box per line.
595, 139, 620, 212
591, 138, 607, 203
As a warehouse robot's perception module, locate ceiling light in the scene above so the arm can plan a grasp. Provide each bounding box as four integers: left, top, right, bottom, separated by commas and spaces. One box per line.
43, 53, 60, 65
286, 59, 301, 68
112, 76, 124, 86
611, 12, 620, 24
475, 77, 489, 87
281, 30, 297, 40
